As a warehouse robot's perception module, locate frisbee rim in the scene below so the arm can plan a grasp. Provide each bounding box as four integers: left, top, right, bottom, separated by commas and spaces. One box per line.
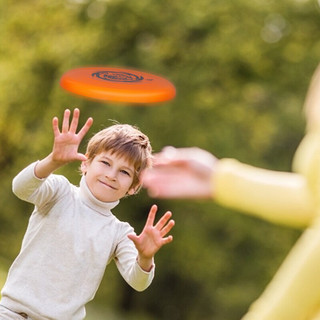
60, 66, 176, 104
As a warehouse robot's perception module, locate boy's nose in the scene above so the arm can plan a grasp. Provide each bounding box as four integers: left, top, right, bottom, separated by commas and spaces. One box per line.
106, 169, 117, 181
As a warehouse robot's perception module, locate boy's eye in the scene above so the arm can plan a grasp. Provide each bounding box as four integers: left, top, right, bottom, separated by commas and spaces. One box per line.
120, 170, 131, 176
101, 161, 110, 166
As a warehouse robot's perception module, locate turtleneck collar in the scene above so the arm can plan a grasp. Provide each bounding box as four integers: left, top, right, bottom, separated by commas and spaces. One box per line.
79, 175, 119, 216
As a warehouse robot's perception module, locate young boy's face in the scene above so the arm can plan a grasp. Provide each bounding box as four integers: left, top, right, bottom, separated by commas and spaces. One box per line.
81, 150, 137, 202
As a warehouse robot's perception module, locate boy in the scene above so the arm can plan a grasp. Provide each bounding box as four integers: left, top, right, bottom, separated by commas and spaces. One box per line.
0, 108, 174, 320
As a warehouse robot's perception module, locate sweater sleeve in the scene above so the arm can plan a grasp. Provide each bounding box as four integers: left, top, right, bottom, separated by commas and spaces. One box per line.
12, 162, 45, 202
214, 158, 315, 228
12, 161, 69, 209
114, 223, 155, 292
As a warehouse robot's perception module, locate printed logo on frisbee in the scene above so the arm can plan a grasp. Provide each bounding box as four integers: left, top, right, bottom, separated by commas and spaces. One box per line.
92, 71, 151, 82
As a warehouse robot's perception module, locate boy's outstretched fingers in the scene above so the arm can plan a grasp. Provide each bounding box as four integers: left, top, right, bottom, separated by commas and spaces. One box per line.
147, 204, 175, 244
72, 108, 94, 141
50, 108, 94, 165
127, 205, 175, 260
62, 109, 71, 133
155, 210, 175, 243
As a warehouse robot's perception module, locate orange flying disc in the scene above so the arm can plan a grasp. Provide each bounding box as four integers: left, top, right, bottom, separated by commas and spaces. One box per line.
60, 67, 176, 104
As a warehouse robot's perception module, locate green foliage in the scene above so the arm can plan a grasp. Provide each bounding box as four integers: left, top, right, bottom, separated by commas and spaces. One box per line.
0, 0, 319, 319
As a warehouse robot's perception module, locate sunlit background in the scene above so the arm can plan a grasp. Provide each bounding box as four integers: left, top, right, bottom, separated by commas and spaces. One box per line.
1, 0, 320, 319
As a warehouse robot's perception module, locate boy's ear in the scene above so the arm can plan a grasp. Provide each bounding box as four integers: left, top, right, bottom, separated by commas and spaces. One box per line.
80, 159, 88, 175
127, 188, 136, 196
127, 184, 141, 195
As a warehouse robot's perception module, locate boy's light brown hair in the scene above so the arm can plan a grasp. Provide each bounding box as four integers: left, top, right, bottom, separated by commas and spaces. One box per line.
85, 124, 153, 191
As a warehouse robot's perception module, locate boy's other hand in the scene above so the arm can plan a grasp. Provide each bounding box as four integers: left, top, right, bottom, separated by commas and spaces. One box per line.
128, 205, 174, 271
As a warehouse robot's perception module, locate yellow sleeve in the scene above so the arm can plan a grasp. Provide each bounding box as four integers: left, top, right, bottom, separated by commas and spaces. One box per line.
214, 158, 320, 319
240, 218, 320, 320
214, 159, 315, 228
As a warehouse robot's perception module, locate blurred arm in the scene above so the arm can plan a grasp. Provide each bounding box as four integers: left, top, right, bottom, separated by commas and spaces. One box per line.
214, 159, 315, 228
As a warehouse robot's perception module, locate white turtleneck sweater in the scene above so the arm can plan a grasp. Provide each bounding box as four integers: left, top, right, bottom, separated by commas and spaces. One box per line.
1, 162, 154, 320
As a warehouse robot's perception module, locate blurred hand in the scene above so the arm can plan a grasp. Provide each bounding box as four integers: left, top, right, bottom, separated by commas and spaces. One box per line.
142, 146, 217, 199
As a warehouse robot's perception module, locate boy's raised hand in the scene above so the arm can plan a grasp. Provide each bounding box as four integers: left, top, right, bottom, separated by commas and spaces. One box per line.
34, 108, 93, 179
128, 205, 174, 272
51, 108, 93, 164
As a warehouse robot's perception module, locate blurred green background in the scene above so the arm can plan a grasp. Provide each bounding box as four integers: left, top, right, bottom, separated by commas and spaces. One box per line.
1, 0, 320, 319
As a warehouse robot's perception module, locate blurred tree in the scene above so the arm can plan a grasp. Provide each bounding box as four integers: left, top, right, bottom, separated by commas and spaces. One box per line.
1, 0, 320, 319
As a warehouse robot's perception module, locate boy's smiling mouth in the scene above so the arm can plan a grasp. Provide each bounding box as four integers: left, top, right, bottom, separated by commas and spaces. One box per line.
99, 179, 117, 190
